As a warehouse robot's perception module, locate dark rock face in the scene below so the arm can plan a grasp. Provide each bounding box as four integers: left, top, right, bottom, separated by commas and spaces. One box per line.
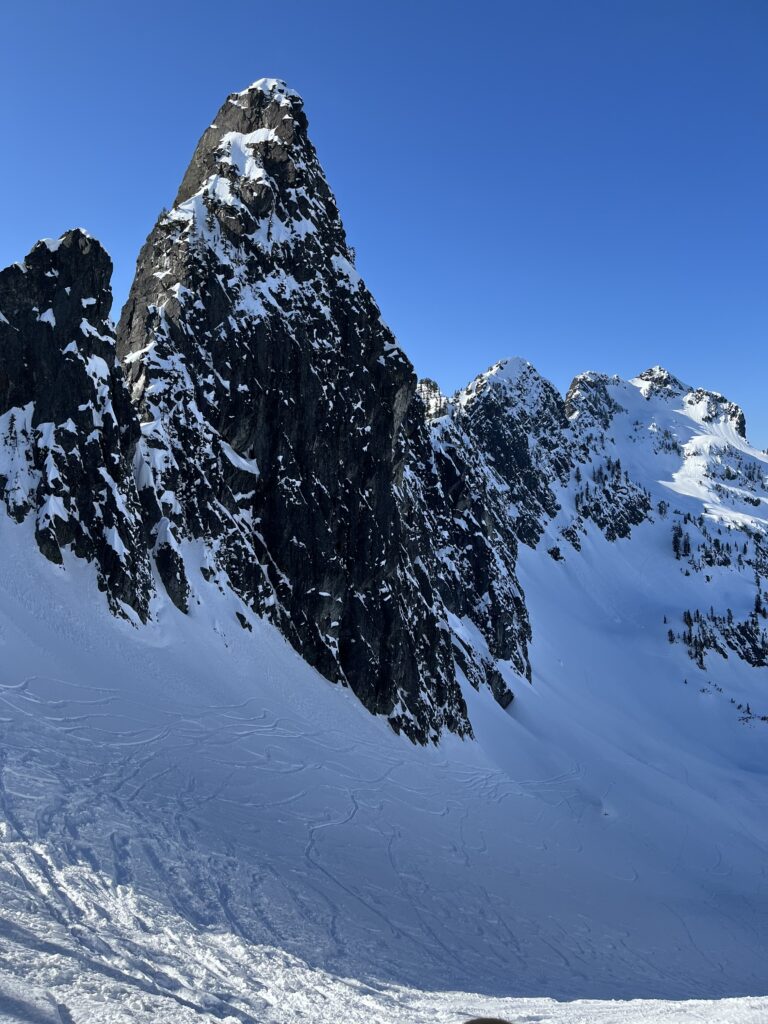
0, 231, 152, 618
561, 372, 652, 544
413, 376, 534, 699
115, 79, 530, 741
565, 371, 625, 438
453, 360, 571, 546
632, 365, 686, 400
420, 407, 531, 699
419, 362, 654, 558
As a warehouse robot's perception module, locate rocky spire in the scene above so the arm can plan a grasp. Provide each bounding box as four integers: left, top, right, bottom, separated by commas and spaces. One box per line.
0, 82, 534, 742
452, 359, 571, 546
116, 79, 530, 741
0, 230, 152, 618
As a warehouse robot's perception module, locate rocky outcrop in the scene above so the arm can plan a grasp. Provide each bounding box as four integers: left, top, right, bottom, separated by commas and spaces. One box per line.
420, 361, 652, 556
563, 371, 652, 543
416, 378, 449, 419
115, 78, 531, 742
0, 230, 152, 618
452, 359, 571, 546
419, 405, 531, 700
634, 366, 747, 438
566, 371, 625, 437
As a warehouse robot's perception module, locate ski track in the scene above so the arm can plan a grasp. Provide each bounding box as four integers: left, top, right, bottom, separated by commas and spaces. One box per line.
0, 659, 766, 1022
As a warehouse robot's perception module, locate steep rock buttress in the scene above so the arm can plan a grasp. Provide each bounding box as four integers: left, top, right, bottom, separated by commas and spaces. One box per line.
0, 230, 151, 618
115, 79, 531, 741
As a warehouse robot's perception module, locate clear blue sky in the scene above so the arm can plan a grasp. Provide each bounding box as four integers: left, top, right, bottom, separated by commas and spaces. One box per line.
2, 1, 766, 444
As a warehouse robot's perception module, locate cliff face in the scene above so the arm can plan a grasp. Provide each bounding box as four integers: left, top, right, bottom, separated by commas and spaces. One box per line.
0, 230, 151, 618
114, 78, 530, 741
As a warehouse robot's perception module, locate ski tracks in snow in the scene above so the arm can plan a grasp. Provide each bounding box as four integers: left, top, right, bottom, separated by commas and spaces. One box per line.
0, 658, 766, 1020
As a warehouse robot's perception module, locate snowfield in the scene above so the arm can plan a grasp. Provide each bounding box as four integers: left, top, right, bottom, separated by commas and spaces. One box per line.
1, 442, 768, 1020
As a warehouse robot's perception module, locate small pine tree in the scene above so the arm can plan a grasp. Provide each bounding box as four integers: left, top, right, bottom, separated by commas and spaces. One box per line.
672, 522, 683, 559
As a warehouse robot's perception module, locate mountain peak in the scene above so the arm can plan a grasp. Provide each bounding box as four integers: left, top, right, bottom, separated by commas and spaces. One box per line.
0, 229, 151, 617
485, 356, 533, 381
233, 78, 302, 103
634, 365, 688, 397
632, 366, 747, 438
37, 227, 95, 255
480, 356, 536, 386
116, 76, 507, 744
454, 357, 541, 407
2, 229, 112, 324
173, 75, 308, 209
565, 370, 624, 430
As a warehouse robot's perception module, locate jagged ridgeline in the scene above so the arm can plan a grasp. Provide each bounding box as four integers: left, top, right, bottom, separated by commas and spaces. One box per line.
0, 79, 532, 743
0, 231, 152, 616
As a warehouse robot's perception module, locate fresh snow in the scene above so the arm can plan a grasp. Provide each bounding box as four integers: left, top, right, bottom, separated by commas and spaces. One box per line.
220, 439, 260, 476
40, 230, 92, 254
40, 237, 64, 253
236, 77, 302, 101
221, 128, 280, 178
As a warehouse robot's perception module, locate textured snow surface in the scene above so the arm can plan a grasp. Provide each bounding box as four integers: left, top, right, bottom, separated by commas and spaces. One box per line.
1, 467, 767, 1021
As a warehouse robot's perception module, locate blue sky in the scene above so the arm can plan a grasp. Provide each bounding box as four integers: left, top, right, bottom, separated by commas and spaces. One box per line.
1, 0, 766, 443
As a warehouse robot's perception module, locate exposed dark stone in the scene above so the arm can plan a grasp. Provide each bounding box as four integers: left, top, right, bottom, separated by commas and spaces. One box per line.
0, 230, 152, 619
115, 79, 531, 742
420, 361, 653, 559
451, 360, 571, 547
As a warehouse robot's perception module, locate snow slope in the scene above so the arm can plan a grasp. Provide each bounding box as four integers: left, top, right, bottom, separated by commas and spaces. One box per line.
1, 395, 767, 1022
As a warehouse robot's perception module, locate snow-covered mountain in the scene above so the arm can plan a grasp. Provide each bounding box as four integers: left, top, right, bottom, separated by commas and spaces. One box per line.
0, 79, 767, 1021
443, 358, 768, 696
